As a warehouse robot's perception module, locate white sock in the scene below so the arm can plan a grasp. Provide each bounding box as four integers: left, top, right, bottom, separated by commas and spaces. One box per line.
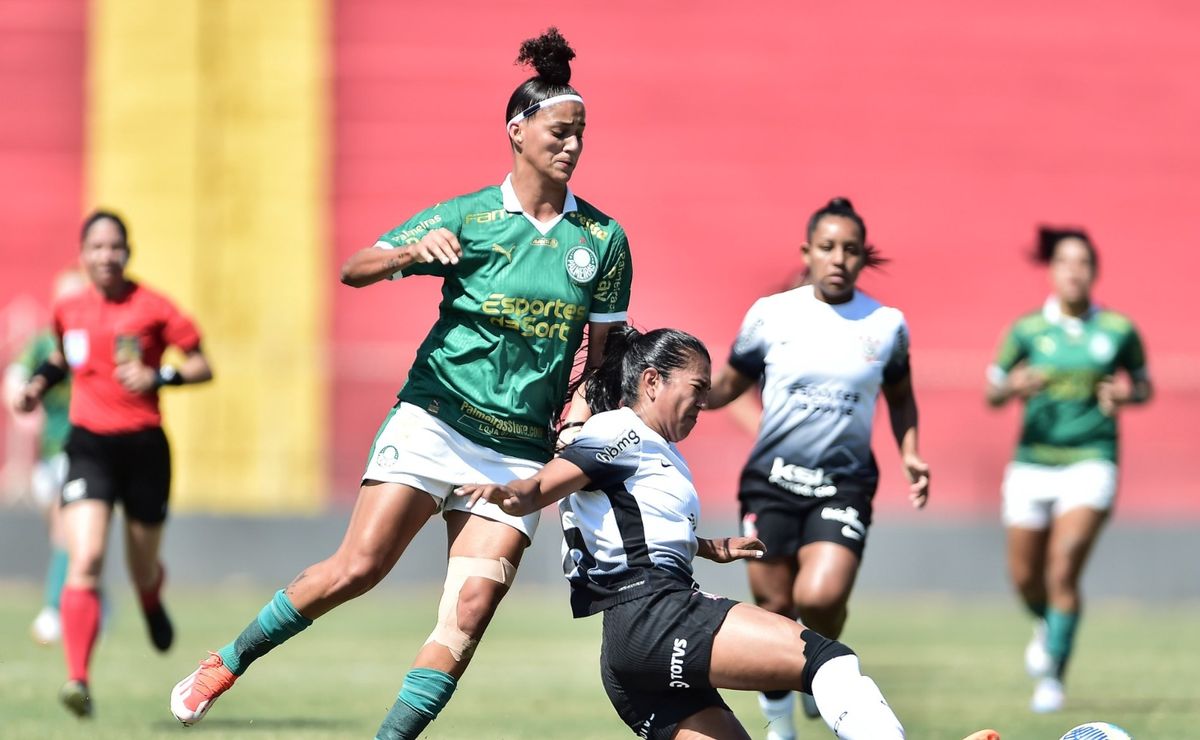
810, 654, 905, 739
757, 692, 795, 739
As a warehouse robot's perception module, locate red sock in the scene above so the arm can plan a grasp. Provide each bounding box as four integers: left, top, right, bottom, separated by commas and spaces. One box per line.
139, 563, 165, 613
61, 587, 101, 683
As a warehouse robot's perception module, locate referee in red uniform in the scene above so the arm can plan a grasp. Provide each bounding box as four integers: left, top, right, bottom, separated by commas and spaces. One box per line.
14, 210, 214, 717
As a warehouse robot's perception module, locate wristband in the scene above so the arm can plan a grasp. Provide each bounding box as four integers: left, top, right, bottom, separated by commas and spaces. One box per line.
155, 366, 184, 388
32, 361, 67, 390
558, 420, 586, 432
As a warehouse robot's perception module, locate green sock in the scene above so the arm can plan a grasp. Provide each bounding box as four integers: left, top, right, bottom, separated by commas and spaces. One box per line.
376, 668, 458, 740
1045, 606, 1080, 679
217, 589, 312, 676
44, 547, 68, 610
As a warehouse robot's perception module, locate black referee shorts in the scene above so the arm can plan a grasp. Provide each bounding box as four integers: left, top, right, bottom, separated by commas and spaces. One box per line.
600, 586, 738, 740
739, 476, 876, 559
62, 426, 171, 524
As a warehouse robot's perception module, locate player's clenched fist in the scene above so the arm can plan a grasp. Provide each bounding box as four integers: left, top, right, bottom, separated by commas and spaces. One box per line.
407, 227, 462, 266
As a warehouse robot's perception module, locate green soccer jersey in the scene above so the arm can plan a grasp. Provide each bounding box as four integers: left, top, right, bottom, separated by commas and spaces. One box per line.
376, 176, 633, 462
15, 331, 72, 459
991, 299, 1148, 465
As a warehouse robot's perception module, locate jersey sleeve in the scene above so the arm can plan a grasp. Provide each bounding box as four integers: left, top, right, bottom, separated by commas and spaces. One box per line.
374, 199, 464, 280
987, 321, 1027, 386
160, 296, 202, 352
588, 225, 632, 323
728, 299, 769, 380
882, 317, 912, 385
1116, 322, 1149, 381
559, 419, 641, 491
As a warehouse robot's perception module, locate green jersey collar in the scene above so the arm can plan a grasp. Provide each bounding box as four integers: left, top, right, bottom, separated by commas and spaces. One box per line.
1042, 296, 1097, 336
501, 174, 577, 236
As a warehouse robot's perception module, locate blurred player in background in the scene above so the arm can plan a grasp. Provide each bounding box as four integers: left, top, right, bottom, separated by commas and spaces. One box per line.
705, 197, 929, 740
987, 227, 1152, 713
4, 269, 86, 645
13, 210, 214, 717
463, 327, 995, 740
170, 28, 632, 740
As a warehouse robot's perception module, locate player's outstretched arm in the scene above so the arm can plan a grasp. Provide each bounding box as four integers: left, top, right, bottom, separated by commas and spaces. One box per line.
696, 536, 765, 563
458, 456, 591, 516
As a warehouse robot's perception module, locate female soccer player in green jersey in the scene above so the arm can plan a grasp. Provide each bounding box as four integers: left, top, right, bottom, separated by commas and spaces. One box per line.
170, 28, 633, 739
4, 270, 86, 646
986, 227, 1152, 713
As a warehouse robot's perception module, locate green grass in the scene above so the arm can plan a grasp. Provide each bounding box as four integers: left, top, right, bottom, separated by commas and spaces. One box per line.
2, 583, 1198, 739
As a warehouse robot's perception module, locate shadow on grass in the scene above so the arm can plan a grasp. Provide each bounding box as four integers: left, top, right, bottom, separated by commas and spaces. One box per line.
150, 717, 362, 732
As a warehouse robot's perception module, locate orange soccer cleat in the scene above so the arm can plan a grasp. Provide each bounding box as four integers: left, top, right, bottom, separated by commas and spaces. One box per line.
170, 652, 238, 725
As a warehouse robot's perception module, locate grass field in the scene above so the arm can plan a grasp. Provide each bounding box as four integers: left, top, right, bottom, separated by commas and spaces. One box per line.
2, 583, 1198, 739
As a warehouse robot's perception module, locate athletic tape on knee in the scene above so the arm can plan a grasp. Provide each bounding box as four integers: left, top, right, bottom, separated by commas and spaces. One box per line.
425, 556, 516, 662
799, 628, 856, 695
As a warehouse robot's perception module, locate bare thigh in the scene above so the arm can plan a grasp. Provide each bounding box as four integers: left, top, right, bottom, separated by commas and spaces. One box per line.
709, 602, 810, 693
285, 480, 439, 618
62, 499, 112, 589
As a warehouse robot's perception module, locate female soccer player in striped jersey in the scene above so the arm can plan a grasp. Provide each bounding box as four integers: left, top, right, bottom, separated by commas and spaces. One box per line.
703, 197, 929, 739
987, 227, 1151, 713
463, 327, 996, 740
170, 28, 632, 739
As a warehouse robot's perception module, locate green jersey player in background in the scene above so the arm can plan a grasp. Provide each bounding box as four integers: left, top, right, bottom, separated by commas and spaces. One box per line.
170, 28, 632, 740
986, 227, 1152, 714
4, 270, 86, 646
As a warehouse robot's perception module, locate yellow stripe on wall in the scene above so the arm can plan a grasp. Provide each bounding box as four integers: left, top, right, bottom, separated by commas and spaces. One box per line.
87, 0, 329, 513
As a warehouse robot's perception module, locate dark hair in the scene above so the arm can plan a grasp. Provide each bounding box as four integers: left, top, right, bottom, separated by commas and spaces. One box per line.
1034, 226, 1097, 271
805, 197, 887, 269
584, 327, 710, 414
505, 28, 579, 125
81, 209, 129, 244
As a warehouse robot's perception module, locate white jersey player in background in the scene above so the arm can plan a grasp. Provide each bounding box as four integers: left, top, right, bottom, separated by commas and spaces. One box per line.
461, 326, 995, 740
706, 197, 930, 740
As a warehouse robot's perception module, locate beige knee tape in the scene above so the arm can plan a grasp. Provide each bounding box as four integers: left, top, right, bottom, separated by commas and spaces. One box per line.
425, 556, 517, 662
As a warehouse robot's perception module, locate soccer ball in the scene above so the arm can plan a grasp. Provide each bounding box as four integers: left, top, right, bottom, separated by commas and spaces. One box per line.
1059, 722, 1133, 740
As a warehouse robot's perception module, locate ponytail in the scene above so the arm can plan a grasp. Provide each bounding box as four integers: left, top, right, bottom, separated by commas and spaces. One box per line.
581, 326, 710, 415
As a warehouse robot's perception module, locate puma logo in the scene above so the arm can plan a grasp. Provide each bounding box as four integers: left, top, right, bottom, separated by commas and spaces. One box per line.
492, 244, 514, 263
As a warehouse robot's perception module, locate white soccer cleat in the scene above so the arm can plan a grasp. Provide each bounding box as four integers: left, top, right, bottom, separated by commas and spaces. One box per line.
1024, 621, 1052, 678
31, 606, 62, 645
1030, 677, 1064, 713
170, 652, 238, 725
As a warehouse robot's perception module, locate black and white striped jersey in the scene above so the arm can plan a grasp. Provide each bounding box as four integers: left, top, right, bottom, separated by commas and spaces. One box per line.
730, 285, 910, 493
558, 407, 701, 617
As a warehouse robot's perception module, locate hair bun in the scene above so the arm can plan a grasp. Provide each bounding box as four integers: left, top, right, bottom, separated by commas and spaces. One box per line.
516, 27, 575, 86
827, 197, 855, 211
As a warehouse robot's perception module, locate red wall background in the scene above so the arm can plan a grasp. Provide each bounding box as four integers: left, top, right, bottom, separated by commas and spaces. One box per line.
0, 0, 84, 337
332, 1, 1199, 519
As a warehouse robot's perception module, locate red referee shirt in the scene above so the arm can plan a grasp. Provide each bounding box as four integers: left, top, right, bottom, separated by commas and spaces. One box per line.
53, 282, 202, 434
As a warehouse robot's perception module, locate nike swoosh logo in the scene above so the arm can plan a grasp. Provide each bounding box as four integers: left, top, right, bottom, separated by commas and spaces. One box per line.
841, 525, 863, 541
660, 460, 672, 467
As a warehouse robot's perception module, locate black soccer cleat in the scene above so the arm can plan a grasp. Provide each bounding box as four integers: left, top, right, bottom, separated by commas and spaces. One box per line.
144, 603, 174, 652
59, 679, 93, 718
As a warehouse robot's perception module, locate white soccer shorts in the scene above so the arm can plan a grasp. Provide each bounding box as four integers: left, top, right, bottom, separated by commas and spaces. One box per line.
1001, 459, 1118, 529
362, 402, 542, 540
